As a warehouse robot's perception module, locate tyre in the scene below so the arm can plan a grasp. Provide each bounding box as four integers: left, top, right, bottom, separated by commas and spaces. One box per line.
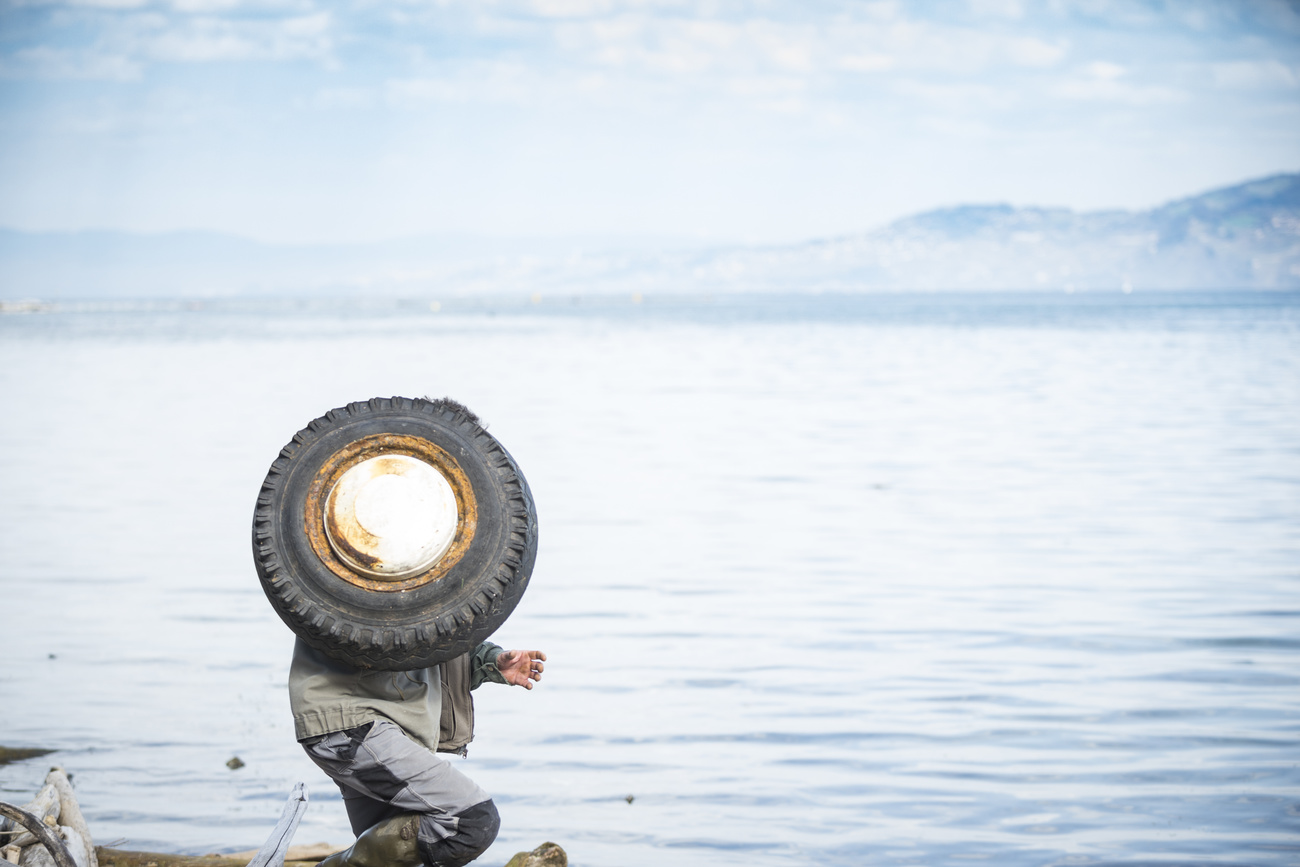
252, 397, 538, 670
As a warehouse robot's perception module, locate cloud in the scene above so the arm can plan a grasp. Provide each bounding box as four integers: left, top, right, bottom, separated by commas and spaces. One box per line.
3, 0, 1298, 246
541, 11, 1070, 95
1051, 62, 1186, 104
384, 62, 536, 106
310, 85, 375, 110
1212, 59, 1299, 90
1003, 35, 1067, 67
747, 23, 815, 73
49, 0, 151, 8
892, 79, 1015, 114
837, 53, 894, 73
169, 0, 316, 11
0, 4, 333, 79
1084, 60, 1125, 80
16, 0, 314, 9
968, 0, 1024, 20
154, 12, 330, 61
0, 45, 141, 79
526, 0, 616, 17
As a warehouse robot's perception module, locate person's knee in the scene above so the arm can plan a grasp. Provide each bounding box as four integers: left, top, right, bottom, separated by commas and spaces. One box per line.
417, 800, 500, 867
454, 799, 500, 856
457, 800, 496, 852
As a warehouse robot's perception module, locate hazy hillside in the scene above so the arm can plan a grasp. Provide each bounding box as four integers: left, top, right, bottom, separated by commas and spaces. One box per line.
694, 173, 1300, 292
2, 174, 1297, 299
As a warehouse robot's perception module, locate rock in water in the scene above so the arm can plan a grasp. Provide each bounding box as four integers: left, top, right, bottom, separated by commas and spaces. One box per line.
0, 748, 55, 766
502, 842, 566, 867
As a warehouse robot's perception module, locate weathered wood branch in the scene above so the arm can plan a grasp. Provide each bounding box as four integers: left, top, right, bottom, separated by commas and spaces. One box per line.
0, 784, 60, 849
96, 852, 320, 867
224, 844, 340, 863
43, 770, 94, 867
0, 803, 76, 867
245, 784, 307, 867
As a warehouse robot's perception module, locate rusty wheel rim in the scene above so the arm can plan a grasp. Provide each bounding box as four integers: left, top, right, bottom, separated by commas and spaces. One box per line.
303, 434, 479, 592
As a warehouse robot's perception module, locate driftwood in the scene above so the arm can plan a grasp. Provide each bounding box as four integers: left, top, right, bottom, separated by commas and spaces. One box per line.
244, 784, 306, 867
53, 830, 86, 867
43, 771, 94, 867
96, 785, 313, 867
95, 852, 246, 867
5, 769, 567, 867
18, 846, 54, 867
24, 782, 315, 867
0, 769, 89, 867
96, 852, 329, 867
0, 803, 75, 867
224, 845, 339, 863
1, 784, 60, 849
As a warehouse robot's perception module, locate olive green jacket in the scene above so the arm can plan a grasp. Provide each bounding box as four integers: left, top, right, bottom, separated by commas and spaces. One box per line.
289, 638, 506, 755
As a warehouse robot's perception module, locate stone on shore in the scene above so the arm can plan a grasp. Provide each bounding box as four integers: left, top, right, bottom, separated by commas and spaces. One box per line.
503, 842, 567, 867
0, 749, 55, 766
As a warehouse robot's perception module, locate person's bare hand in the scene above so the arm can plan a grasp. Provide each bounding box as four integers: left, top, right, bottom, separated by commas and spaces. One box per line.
496, 649, 546, 689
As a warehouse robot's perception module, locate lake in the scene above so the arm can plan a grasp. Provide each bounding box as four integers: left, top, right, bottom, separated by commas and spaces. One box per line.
1, 291, 1297, 866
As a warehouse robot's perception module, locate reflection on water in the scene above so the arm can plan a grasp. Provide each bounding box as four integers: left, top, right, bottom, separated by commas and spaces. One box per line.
1, 293, 1297, 866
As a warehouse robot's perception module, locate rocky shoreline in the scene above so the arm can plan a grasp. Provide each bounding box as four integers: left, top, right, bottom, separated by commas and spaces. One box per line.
1, 757, 564, 867
94, 845, 565, 867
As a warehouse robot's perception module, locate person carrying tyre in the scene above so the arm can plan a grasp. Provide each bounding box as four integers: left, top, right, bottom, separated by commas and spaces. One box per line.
256, 397, 543, 867
291, 638, 546, 867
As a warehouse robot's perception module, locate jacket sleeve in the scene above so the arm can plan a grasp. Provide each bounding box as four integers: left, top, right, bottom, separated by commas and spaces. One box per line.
470, 641, 508, 690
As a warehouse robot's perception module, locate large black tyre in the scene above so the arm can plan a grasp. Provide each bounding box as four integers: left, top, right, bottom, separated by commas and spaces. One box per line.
252, 397, 538, 670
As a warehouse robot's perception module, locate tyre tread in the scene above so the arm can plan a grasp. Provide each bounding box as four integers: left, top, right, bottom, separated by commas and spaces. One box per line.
252, 398, 537, 669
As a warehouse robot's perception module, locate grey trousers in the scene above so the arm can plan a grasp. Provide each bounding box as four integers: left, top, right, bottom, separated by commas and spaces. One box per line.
302, 718, 500, 867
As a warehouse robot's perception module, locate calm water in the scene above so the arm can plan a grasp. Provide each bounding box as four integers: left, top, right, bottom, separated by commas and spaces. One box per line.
1, 292, 1297, 867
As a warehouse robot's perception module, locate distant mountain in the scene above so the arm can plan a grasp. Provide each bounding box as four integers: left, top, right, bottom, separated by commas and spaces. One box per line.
1, 174, 1297, 299
682, 172, 1300, 292
0, 230, 656, 299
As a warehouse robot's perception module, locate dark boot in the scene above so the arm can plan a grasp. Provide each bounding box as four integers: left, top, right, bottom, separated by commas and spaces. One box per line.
318, 813, 422, 867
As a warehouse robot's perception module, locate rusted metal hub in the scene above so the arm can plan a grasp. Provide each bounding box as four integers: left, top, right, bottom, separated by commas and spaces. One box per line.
303, 433, 479, 593
324, 454, 459, 580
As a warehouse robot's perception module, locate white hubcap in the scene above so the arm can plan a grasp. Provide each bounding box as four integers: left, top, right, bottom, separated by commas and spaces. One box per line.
324, 454, 459, 579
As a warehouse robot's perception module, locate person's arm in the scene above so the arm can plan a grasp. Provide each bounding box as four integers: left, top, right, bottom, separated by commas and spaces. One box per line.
470, 641, 546, 690
469, 641, 506, 689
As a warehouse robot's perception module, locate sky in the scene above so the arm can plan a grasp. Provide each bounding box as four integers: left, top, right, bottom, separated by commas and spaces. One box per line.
0, 0, 1298, 245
